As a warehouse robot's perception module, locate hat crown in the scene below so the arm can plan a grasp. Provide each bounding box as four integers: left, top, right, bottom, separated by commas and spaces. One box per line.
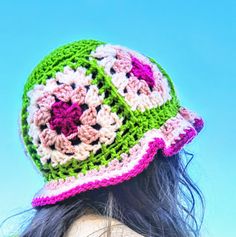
21, 40, 203, 207
21, 40, 180, 181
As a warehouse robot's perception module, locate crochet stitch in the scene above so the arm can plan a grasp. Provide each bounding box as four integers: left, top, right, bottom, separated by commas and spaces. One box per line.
20, 39, 204, 207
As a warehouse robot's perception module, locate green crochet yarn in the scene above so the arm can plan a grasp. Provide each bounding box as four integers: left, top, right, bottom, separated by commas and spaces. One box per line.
21, 39, 180, 182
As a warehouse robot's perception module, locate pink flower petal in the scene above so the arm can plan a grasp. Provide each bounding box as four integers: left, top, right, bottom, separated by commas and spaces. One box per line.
70, 85, 86, 104
37, 92, 55, 109
39, 128, 57, 147
55, 134, 75, 154
53, 84, 73, 102
34, 107, 51, 126
139, 79, 151, 95
126, 76, 140, 93
80, 106, 97, 126
78, 125, 99, 144
113, 49, 132, 73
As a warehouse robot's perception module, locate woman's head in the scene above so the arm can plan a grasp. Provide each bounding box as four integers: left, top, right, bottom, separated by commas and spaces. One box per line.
17, 39, 204, 236
20, 150, 204, 237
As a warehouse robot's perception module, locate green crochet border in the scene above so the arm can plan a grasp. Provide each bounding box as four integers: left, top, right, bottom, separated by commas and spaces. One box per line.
21, 40, 180, 182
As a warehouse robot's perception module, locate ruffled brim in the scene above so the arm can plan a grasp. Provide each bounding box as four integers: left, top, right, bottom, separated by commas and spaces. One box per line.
32, 107, 204, 207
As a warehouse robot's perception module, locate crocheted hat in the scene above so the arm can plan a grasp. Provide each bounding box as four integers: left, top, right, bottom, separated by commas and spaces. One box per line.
21, 39, 204, 207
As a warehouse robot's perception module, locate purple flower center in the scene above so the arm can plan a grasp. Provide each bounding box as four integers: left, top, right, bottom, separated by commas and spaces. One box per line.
130, 56, 155, 87
49, 101, 82, 137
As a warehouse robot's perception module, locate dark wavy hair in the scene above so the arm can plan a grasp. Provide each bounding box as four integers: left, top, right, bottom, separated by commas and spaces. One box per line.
1, 149, 204, 237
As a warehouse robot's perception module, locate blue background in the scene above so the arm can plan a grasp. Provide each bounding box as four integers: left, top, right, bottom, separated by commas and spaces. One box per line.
0, 1, 235, 236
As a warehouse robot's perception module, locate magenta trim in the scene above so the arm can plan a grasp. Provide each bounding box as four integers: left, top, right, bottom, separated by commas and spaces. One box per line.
32, 113, 203, 207
163, 127, 197, 156
193, 118, 204, 133
32, 138, 165, 207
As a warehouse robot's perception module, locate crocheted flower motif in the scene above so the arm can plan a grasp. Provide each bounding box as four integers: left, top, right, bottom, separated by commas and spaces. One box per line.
27, 66, 123, 167
91, 45, 172, 111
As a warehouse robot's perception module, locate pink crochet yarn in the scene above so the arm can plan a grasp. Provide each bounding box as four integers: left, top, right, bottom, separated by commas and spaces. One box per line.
49, 101, 82, 137
22, 41, 204, 208
32, 137, 165, 206
130, 56, 155, 87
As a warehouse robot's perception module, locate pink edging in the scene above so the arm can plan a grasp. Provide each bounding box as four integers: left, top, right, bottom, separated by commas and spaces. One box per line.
32, 138, 165, 207
163, 118, 203, 156
32, 124, 200, 207
193, 118, 204, 133
163, 128, 196, 156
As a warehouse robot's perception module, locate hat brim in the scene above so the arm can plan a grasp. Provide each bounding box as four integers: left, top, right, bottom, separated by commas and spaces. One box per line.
32, 107, 203, 207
